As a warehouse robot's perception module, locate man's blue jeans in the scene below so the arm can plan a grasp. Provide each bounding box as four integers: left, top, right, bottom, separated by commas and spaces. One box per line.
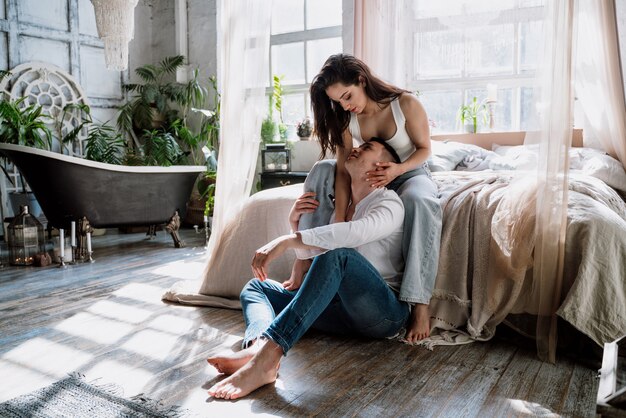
240, 248, 410, 355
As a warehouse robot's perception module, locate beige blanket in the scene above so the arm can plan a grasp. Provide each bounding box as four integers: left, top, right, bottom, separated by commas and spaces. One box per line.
425, 172, 626, 348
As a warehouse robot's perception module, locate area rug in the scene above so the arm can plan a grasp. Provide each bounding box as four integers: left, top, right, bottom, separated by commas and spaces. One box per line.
0, 373, 189, 417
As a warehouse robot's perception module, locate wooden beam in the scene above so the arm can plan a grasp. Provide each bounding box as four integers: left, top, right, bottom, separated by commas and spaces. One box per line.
431, 129, 584, 150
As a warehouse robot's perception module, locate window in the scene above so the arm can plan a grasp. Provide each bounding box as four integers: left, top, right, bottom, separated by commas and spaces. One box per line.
411, 0, 545, 134
268, 0, 342, 135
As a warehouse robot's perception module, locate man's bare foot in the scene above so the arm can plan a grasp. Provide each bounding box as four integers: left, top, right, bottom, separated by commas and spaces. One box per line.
405, 303, 431, 343
208, 339, 283, 400
207, 340, 263, 375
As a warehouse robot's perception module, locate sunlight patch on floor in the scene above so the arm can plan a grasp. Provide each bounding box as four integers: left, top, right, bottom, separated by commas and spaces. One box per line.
146, 314, 197, 334
112, 282, 168, 305
87, 299, 154, 324
83, 359, 155, 396
121, 329, 181, 362
0, 360, 56, 402
150, 260, 206, 280
54, 312, 135, 345
507, 398, 558, 417
2, 338, 93, 378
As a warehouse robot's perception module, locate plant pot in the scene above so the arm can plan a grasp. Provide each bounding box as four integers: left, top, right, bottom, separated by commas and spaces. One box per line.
464, 123, 476, 134
298, 135, 311, 141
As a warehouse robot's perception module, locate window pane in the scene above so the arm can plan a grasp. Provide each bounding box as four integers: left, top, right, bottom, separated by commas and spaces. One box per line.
271, 42, 305, 85
306, 37, 342, 82
520, 87, 540, 131
415, 30, 463, 79
271, 0, 304, 35
306, 0, 341, 30
413, 0, 515, 19
520, 20, 543, 73
419, 91, 463, 134
281, 93, 306, 125
466, 24, 515, 76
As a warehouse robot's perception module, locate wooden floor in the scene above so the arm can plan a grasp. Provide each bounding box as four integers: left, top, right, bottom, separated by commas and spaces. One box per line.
0, 228, 599, 417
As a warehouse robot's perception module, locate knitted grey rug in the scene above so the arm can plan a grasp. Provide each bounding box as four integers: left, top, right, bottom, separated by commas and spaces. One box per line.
0, 373, 189, 418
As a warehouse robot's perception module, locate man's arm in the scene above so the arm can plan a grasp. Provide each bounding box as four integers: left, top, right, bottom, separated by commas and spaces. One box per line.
297, 193, 404, 253
252, 232, 319, 281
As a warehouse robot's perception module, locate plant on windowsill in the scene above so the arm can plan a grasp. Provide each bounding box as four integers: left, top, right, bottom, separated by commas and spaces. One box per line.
296, 117, 312, 141
456, 97, 488, 134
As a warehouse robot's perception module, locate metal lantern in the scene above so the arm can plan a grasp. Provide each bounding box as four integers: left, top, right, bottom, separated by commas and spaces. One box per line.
7, 206, 45, 266
262, 143, 291, 173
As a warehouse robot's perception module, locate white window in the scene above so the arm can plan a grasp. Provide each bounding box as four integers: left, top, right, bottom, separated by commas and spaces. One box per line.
411, 0, 545, 134
268, 0, 342, 132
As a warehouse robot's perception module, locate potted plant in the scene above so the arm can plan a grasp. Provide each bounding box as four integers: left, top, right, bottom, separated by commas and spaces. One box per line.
296, 117, 312, 140
0, 97, 53, 216
457, 97, 488, 134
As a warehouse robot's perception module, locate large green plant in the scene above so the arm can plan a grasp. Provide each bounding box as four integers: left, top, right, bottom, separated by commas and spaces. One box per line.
141, 129, 185, 166
0, 97, 52, 149
118, 55, 205, 135
84, 123, 126, 165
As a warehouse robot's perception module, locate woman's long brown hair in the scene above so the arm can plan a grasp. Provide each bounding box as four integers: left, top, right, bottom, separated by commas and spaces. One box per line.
310, 54, 409, 157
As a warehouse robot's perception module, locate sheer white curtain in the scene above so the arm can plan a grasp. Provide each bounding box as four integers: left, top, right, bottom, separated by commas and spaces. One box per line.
523, 0, 575, 362
163, 0, 271, 306
353, 0, 412, 87
355, 0, 582, 361
575, 0, 626, 168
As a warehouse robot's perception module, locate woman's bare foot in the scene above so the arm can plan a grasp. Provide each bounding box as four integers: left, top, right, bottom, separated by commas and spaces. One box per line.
207, 340, 263, 375
208, 338, 283, 400
405, 303, 431, 343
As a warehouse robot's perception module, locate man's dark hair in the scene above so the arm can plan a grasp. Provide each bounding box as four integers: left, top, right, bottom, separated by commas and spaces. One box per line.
368, 137, 401, 164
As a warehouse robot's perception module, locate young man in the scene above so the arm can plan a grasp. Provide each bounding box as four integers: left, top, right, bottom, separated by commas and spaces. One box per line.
207, 139, 409, 399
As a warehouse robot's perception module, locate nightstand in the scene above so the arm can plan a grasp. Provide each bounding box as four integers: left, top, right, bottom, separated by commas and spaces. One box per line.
260, 171, 308, 190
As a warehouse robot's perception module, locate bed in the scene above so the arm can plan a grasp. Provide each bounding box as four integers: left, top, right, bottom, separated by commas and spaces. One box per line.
164, 132, 626, 352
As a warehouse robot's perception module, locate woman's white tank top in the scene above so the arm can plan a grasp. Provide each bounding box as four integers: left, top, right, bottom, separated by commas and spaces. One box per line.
348, 97, 416, 162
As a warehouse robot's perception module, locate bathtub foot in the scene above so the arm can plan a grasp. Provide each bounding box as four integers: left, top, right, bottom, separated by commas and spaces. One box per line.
166, 211, 185, 248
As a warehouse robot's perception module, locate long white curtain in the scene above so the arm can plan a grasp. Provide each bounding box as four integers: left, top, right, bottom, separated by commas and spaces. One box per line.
163, 0, 271, 306
575, 0, 626, 168
354, 0, 612, 362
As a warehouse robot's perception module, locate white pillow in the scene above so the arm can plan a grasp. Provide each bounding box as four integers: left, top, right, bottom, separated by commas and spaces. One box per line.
428, 140, 474, 171
569, 148, 626, 193
490, 144, 538, 171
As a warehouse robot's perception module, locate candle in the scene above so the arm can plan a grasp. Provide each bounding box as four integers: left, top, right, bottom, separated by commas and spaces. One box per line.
70, 221, 76, 246
59, 228, 65, 258
487, 84, 498, 102
87, 232, 92, 253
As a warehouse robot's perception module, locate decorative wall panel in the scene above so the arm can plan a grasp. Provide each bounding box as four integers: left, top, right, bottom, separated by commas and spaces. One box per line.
19, 36, 70, 72
0, 32, 7, 70
78, 0, 98, 36
80, 45, 123, 99
19, 0, 69, 31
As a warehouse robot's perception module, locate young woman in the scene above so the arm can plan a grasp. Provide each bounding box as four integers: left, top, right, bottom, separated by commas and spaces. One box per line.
303, 53, 442, 343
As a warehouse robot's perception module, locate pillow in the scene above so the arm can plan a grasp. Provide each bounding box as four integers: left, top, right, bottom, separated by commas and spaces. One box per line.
489, 144, 538, 171
569, 148, 626, 193
428, 140, 474, 171
197, 184, 303, 300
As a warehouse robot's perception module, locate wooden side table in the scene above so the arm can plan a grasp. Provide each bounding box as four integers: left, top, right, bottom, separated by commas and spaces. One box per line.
260, 171, 308, 190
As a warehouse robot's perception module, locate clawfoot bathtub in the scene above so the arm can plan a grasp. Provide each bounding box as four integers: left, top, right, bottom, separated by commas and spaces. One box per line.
0, 143, 206, 247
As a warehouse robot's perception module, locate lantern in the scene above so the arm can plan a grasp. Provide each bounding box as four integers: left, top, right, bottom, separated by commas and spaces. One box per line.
262, 144, 291, 173
7, 206, 45, 266
91, 0, 139, 71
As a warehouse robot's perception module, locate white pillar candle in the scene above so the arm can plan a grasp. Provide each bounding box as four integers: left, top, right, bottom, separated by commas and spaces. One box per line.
487, 84, 498, 102
59, 228, 65, 258
87, 232, 92, 253
70, 221, 76, 246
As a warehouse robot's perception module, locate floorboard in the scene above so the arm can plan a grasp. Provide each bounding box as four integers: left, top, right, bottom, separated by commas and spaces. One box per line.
0, 228, 599, 417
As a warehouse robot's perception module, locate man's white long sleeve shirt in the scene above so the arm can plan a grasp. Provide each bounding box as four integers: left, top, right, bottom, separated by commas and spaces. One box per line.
296, 187, 405, 291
